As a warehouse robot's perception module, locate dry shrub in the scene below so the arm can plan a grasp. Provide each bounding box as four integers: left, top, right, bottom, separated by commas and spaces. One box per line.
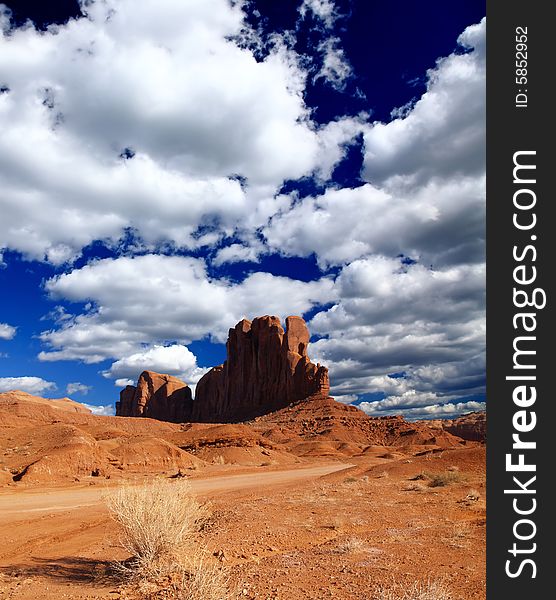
106, 480, 232, 599
106, 479, 209, 578
172, 553, 233, 600
335, 537, 366, 554
425, 471, 465, 487
403, 482, 427, 492
374, 579, 452, 600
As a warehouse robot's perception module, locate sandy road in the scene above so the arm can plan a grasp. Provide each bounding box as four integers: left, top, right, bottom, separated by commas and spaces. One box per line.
0, 463, 352, 519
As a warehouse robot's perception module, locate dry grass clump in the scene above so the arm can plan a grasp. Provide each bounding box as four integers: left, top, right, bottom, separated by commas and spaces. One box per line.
106, 479, 231, 599
106, 479, 209, 577
425, 470, 465, 487
374, 579, 452, 600
170, 555, 232, 600
445, 521, 471, 548
335, 537, 367, 554
403, 482, 427, 492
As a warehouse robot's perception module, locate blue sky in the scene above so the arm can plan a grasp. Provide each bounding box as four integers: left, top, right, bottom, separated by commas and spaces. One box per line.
0, 0, 485, 419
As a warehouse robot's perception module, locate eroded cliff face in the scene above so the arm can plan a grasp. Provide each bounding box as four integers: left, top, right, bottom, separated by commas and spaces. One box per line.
115, 370, 193, 423
192, 315, 329, 422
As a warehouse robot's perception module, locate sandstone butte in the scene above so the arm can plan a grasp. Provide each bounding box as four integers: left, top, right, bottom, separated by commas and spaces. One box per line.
116, 315, 330, 423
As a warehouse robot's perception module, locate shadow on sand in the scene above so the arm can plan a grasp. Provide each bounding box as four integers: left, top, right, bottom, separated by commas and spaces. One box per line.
0, 556, 121, 585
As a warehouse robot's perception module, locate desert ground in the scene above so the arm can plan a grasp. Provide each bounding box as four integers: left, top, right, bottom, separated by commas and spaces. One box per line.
0, 390, 485, 600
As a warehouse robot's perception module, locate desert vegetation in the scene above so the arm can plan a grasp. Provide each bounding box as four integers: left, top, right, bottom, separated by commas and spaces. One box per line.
106, 479, 232, 599
373, 579, 452, 600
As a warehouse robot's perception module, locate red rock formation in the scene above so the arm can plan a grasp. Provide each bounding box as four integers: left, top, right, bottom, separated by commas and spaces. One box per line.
115, 371, 193, 423
443, 411, 486, 442
193, 315, 329, 422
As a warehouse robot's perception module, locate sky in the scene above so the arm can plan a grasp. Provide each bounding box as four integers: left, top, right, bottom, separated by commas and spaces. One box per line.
0, 0, 486, 420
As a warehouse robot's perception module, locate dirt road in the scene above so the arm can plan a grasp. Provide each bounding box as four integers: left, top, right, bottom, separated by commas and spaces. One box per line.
0, 463, 351, 518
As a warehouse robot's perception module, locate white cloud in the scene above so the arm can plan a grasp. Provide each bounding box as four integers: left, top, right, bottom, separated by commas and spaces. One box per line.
79, 402, 116, 416
362, 18, 485, 187
265, 176, 484, 268
0, 0, 358, 263
213, 243, 261, 267
39, 254, 336, 363
0, 322, 16, 340
299, 0, 340, 30
66, 381, 91, 395
333, 394, 359, 405
308, 256, 485, 403
103, 344, 208, 386
315, 37, 352, 90
115, 378, 134, 388
264, 18, 486, 269
0, 376, 56, 394
358, 399, 486, 420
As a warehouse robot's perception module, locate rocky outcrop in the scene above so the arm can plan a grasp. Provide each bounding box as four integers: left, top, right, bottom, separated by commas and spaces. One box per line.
443, 412, 486, 442
192, 315, 329, 422
115, 371, 193, 423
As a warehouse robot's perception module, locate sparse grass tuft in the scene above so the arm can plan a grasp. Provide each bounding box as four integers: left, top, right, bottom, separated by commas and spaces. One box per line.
425, 471, 465, 487
374, 579, 452, 600
403, 482, 427, 492
335, 537, 366, 553
172, 553, 233, 600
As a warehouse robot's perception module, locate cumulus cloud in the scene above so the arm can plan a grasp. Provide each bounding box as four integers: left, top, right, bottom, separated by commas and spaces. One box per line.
39, 254, 336, 363
308, 256, 485, 411
79, 402, 116, 416
0, 322, 16, 340
265, 176, 484, 268
358, 398, 485, 420
265, 18, 486, 269
66, 382, 91, 395
213, 243, 262, 267
0, 0, 356, 263
103, 344, 208, 386
362, 18, 485, 187
0, 376, 56, 394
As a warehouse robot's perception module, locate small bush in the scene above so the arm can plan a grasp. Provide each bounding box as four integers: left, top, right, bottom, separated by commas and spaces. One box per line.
106, 479, 209, 578
425, 471, 465, 488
